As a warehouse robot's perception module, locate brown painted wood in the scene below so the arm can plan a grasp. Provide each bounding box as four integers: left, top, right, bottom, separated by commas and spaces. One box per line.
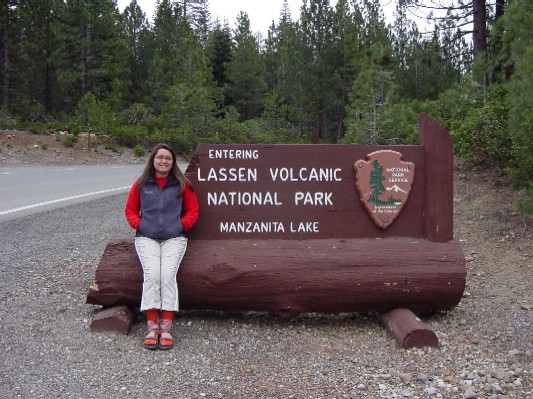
185, 144, 426, 240
90, 305, 135, 335
87, 236, 466, 315
419, 113, 454, 242
184, 116, 452, 242
380, 308, 439, 349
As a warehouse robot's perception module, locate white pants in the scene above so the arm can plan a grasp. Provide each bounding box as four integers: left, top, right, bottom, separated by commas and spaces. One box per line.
135, 236, 188, 311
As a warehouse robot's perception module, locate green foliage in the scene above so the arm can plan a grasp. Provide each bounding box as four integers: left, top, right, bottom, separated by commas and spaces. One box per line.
55, 123, 82, 136
122, 103, 154, 126
0, 110, 16, 129
146, 129, 192, 155
16, 122, 48, 134
110, 126, 148, 148
224, 12, 267, 121
62, 135, 78, 148
159, 82, 219, 135
74, 92, 116, 133
103, 142, 124, 154
344, 45, 419, 145
516, 181, 533, 215
507, 112, 533, 186
502, 1, 533, 187
451, 86, 512, 167
206, 22, 232, 89
415, 82, 480, 131
133, 144, 146, 157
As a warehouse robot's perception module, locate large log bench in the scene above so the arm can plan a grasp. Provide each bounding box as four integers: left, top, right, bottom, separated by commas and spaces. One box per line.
87, 237, 465, 314
87, 114, 466, 348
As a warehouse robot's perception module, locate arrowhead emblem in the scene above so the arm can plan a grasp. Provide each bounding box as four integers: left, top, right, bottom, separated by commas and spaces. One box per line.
354, 150, 415, 229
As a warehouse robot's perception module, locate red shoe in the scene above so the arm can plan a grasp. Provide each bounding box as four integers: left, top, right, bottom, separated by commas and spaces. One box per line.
143, 320, 159, 350
158, 319, 174, 350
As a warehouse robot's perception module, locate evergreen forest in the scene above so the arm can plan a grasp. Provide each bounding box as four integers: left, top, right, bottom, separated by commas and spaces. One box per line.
0, 0, 532, 211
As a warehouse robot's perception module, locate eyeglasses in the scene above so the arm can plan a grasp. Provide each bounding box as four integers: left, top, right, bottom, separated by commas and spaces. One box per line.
155, 155, 173, 162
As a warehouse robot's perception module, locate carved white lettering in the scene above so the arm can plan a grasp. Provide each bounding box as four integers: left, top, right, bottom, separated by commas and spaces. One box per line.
290, 221, 320, 233
294, 192, 333, 206
208, 149, 259, 159
388, 178, 408, 183
386, 167, 410, 173
220, 221, 285, 233
269, 167, 342, 182
197, 167, 257, 182
207, 191, 283, 206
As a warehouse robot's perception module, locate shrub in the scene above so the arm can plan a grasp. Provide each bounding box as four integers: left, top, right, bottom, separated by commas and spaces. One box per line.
451, 86, 512, 167
74, 92, 116, 133
516, 181, 533, 215
62, 135, 78, 147
147, 130, 191, 155
133, 144, 146, 157
104, 142, 124, 154
110, 126, 148, 148
17, 121, 47, 134
0, 109, 16, 129
123, 103, 154, 126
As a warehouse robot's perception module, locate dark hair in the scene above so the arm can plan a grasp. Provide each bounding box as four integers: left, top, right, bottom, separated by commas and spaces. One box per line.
136, 143, 193, 196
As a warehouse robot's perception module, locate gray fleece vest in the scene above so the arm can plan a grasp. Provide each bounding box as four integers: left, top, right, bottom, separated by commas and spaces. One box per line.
137, 179, 184, 240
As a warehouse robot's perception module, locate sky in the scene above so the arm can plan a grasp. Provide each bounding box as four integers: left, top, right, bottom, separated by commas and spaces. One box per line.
116, 0, 397, 36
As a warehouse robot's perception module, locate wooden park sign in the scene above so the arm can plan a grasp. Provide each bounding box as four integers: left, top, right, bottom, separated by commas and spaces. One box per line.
87, 114, 466, 348
187, 147, 415, 238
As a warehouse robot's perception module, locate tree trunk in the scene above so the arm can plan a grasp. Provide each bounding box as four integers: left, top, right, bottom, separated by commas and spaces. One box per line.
80, 21, 90, 97
495, 0, 505, 19
1, 0, 10, 111
472, 0, 487, 56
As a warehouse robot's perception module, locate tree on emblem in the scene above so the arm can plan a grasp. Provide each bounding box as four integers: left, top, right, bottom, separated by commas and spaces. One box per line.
368, 159, 402, 205
368, 160, 386, 204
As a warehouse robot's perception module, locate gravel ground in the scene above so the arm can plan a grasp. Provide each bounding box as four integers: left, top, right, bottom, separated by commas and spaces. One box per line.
0, 131, 532, 398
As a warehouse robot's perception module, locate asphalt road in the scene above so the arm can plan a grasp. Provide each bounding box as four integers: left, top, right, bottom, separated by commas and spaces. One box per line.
0, 164, 146, 223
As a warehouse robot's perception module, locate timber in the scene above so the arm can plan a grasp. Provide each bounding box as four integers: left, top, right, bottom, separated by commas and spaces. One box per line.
86, 236, 466, 315
90, 305, 135, 335
380, 308, 439, 349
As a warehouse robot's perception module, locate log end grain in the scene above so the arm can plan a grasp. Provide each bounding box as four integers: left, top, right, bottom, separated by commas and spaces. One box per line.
380, 308, 439, 349
90, 305, 136, 335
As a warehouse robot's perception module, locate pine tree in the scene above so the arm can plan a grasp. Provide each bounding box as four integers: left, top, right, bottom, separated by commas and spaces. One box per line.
263, 0, 307, 130
144, 0, 184, 111
55, 0, 129, 112
183, 0, 210, 45
0, 0, 19, 112
206, 20, 232, 89
502, 0, 533, 186
123, 0, 151, 103
225, 12, 266, 121
300, 0, 337, 140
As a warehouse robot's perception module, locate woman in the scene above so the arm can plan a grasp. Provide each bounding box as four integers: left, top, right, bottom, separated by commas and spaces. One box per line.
125, 143, 199, 350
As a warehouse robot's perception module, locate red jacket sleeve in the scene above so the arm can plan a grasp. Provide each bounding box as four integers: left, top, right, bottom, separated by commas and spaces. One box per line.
124, 180, 142, 230
181, 184, 199, 232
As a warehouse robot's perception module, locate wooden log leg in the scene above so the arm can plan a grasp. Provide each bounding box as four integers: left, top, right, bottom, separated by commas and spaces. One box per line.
90, 305, 136, 335
379, 308, 439, 349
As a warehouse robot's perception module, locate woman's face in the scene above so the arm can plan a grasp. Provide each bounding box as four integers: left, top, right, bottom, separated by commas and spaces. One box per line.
153, 148, 173, 177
